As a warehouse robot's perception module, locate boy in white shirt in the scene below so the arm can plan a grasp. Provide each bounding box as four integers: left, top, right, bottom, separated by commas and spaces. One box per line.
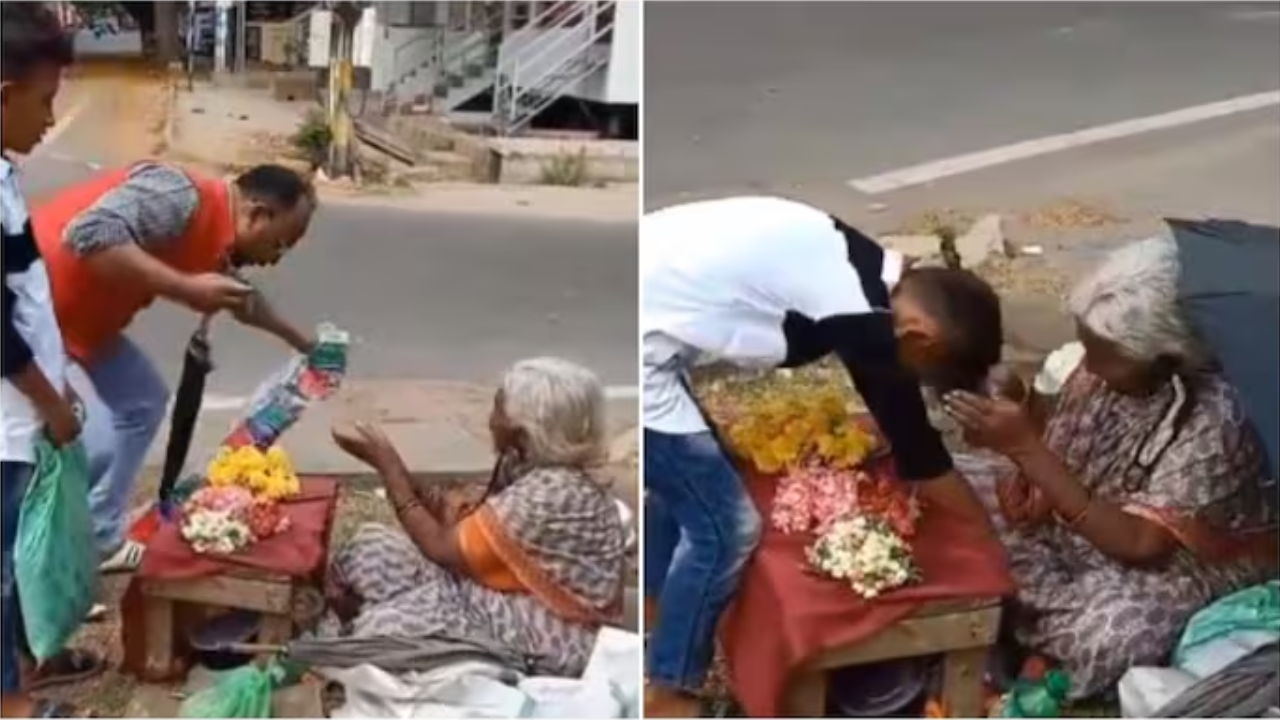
2, 4, 99, 716
642, 197, 1004, 715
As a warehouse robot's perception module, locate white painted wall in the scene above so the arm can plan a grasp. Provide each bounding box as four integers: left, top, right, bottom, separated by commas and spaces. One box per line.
602, 0, 640, 105
306, 9, 331, 68
308, 7, 376, 68
353, 6, 377, 68
368, 2, 449, 97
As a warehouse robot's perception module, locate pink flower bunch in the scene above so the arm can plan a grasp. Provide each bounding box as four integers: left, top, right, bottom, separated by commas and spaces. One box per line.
771, 466, 864, 534
187, 485, 256, 515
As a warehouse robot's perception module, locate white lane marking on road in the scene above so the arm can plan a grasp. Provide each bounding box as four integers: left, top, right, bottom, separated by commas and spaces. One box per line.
32, 99, 89, 155
1225, 9, 1280, 20
198, 393, 251, 412
847, 90, 1280, 195
43, 151, 102, 170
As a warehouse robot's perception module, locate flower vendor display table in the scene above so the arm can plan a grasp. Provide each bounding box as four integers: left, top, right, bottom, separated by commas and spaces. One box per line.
720, 459, 1016, 718
121, 477, 339, 682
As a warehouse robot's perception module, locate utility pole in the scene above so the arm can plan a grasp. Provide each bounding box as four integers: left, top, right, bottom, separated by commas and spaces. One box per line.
154, 1, 181, 65
326, 2, 362, 179
184, 0, 196, 90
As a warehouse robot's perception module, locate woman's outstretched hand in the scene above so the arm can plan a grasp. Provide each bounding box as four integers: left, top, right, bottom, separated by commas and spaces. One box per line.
331, 421, 402, 470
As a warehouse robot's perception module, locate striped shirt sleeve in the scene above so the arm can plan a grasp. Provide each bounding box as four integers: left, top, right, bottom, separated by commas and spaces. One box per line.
63, 162, 200, 255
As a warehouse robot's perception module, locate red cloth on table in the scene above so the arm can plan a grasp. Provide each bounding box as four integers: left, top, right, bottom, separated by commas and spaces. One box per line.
139, 476, 339, 580
720, 458, 1016, 717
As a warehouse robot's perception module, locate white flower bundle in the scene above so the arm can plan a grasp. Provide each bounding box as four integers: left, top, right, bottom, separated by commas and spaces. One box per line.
805, 515, 919, 599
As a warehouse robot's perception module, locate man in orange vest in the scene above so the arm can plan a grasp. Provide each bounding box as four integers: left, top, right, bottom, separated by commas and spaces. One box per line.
34, 161, 318, 574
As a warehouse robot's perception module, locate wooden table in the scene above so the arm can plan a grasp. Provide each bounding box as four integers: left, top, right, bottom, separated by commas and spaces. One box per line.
138, 567, 315, 681
782, 597, 1002, 717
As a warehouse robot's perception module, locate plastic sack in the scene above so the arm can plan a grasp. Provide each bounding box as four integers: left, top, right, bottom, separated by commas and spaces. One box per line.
997, 669, 1070, 718
1173, 581, 1280, 667
221, 323, 349, 452
180, 662, 282, 718
1119, 666, 1199, 718
582, 627, 642, 718
14, 438, 97, 661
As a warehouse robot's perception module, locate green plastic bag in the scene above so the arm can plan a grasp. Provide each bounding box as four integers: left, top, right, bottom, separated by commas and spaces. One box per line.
998, 669, 1071, 718
1173, 581, 1280, 666
180, 662, 289, 718
14, 438, 97, 661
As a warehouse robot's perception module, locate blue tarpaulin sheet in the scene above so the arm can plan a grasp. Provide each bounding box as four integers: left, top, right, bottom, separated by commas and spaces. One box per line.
1168, 218, 1279, 500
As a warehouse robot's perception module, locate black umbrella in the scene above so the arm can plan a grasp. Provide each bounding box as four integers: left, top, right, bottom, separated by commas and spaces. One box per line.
1167, 218, 1280, 490
128, 316, 214, 540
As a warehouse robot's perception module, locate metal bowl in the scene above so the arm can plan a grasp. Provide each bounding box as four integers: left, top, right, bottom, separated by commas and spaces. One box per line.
827, 656, 935, 718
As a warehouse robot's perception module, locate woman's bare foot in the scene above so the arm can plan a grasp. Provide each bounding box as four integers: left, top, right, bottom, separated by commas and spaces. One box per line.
645, 685, 701, 718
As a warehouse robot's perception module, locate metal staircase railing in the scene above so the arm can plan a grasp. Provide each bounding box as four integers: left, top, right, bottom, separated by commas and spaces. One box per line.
493, 1, 615, 136
384, 1, 534, 109
425, 0, 587, 111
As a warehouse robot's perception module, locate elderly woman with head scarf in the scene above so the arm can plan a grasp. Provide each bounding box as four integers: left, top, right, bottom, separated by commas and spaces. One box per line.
944, 235, 1278, 700
325, 357, 628, 677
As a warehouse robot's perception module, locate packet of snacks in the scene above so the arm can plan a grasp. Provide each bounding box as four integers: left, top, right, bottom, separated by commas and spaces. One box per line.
219, 323, 350, 451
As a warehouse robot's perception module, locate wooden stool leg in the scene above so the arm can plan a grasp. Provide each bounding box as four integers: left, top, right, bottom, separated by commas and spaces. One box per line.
142, 597, 176, 681
783, 670, 828, 717
941, 647, 988, 718
259, 613, 293, 646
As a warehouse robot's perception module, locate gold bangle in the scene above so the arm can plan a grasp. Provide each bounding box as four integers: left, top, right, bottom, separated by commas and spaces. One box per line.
1056, 498, 1092, 529
393, 497, 422, 516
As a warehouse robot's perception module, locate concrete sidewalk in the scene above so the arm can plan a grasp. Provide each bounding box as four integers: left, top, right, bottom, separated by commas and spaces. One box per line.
143, 379, 639, 499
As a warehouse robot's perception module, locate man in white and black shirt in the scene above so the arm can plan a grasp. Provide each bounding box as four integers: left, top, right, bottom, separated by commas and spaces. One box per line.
642, 196, 1003, 714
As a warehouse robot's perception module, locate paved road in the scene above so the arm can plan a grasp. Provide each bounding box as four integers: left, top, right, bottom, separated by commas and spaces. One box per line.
18, 156, 639, 396
644, 2, 1280, 208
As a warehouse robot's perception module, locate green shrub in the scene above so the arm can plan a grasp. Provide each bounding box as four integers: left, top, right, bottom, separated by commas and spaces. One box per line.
538, 148, 590, 187
291, 110, 333, 169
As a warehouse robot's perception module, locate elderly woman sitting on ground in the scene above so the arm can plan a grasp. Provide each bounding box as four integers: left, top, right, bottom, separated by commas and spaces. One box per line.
325, 357, 627, 677
944, 235, 1277, 700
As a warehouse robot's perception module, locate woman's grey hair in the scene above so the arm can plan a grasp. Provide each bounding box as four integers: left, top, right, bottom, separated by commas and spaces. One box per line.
1068, 234, 1207, 368
500, 357, 607, 467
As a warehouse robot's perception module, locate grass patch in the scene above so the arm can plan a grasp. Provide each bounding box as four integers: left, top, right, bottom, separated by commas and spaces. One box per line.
537, 148, 591, 187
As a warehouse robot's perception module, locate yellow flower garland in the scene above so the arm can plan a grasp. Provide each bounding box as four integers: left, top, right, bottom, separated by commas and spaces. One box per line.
207, 445, 301, 501
722, 385, 876, 474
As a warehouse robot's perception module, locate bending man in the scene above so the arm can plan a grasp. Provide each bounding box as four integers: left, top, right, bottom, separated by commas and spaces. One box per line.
642, 196, 1004, 716
34, 162, 318, 573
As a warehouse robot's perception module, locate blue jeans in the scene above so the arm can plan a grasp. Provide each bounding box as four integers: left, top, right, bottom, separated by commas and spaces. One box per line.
644, 429, 762, 691
1, 462, 33, 693
73, 336, 170, 556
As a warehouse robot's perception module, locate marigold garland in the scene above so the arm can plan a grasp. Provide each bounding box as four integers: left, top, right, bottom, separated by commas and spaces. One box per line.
719, 385, 878, 473
207, 445, 301, 501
